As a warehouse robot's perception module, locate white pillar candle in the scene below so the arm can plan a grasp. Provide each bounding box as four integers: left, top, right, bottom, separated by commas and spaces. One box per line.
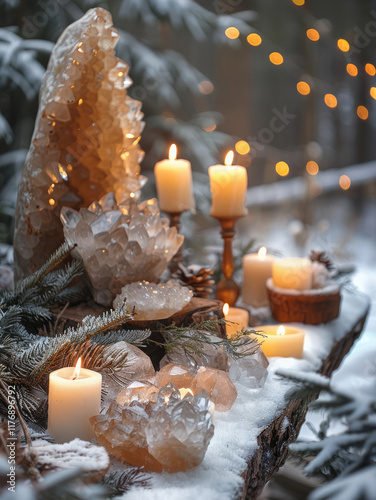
223, 303, 250, 338
242, 247, 276, 307
272, 257, 313, 290
154, 144, 195, 213
48, 358, 102, 443
209, 151, 248, 217
250, 325, 305, 358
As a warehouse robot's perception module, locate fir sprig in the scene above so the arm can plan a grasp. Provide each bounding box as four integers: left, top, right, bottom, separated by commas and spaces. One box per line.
147, 320, 261, 361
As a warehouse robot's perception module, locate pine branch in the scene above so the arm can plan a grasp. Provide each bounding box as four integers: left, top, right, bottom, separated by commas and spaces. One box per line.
147, 319, 260, 360
0, 240, 75, 310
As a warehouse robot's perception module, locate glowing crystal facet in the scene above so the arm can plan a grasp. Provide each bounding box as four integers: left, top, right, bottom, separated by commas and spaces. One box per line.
90, 384, 214, 472
14, 8, 146, 281
61, 195, 184, 305
191, 366, 237, 412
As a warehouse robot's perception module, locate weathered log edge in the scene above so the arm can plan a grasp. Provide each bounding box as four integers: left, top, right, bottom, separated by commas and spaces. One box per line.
239, 306, 370, 500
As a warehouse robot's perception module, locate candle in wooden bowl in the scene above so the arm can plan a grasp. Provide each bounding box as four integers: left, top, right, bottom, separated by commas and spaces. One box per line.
209, 151, 248, 218
48, 358, 102, 443
154, 144, 195, 213
251, 325, 305, 358
272, 257, 313, 291
242, 247, 276, 307
223, 303, 250, 338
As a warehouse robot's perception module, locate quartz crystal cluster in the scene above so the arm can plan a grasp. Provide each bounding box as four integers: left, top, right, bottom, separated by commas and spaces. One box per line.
61, 194, 184, 306
90, 382, 214, 472
113, 280, 193, 320
14, 8, 146, 280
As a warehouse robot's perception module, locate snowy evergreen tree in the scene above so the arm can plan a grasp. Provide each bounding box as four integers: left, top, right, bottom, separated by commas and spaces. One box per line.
281, 370, 376, 500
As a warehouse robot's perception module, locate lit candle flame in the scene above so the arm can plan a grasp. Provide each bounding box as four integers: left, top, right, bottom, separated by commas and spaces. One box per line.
179, 388, 194, 399
277, 325, 285, 336
224, 150, 234, 166
223, 303, 229, 317
71, 357, 82, 380
169, 144, 177, 161
258, 246, 267, 260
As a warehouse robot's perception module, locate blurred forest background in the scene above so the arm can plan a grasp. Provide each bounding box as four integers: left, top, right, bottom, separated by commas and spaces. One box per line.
0, 0, 375, 265
0, 3, 375, 499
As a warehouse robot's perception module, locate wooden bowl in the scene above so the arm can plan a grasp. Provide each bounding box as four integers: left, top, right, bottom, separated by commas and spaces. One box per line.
266, 278, 341, 324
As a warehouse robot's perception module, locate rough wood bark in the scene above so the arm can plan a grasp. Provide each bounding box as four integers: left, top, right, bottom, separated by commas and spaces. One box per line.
239, 309, 369, 500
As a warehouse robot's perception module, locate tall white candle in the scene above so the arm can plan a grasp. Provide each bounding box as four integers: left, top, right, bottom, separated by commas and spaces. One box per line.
209, 151, 248, 217
154, 144, 195, 213
48, 358, 102, 443
272, 257, 313, 290
242, 247, 276, 307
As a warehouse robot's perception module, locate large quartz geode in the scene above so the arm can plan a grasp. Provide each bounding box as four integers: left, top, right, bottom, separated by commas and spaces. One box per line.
61, 193, 184, 306
14, 8, 146, 281
90, 384, 214, 472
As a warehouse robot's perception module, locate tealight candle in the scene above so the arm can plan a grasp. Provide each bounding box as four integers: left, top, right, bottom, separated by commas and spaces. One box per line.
209, 151, 248, 218
223, 303, 250, 338
154, 144, 195, 213
272, 257, 313, 290
242, 247, 276, 307
48, 358, 102, 443
252, 325, 305, 358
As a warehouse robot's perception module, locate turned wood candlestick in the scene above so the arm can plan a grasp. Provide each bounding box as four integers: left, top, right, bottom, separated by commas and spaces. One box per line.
215, 216, 240, 306
166, 211, 183, 272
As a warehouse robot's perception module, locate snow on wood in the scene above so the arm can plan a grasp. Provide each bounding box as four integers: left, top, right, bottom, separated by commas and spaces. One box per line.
119, 291, 369, 500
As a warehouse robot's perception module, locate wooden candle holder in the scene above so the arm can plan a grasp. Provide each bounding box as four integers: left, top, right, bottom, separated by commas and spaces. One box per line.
215, 216, 240, 306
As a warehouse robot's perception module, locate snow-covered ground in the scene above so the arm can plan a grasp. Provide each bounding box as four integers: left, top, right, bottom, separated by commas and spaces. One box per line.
121, 291, 369, 500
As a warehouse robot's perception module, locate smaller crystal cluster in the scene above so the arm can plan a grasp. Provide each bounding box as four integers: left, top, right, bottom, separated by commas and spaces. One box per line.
91, 382, 214, 472
113, 280, 193, 320
61, 193, 184, 306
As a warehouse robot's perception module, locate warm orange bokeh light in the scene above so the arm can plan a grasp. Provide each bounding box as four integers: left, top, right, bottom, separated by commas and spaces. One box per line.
275, 161, 290, 177
198, 80, 214, 94
306, 28, 320, 41
346, 64, 358, 77
339, 175, 351, 190
337, 39, 350, 52
306, 161, 319, 176
269, 52, 284, 65
365, 63, 376, 76
324, 94, 338, 108
203, 123, 216, 132
297, 81, 311, 95
235, 140, 250, 155
370, 87, 376, 100
225, 27, 240, 39
247, 33, 262, 46
357, 105, 369, 120
292, 0, 305, 5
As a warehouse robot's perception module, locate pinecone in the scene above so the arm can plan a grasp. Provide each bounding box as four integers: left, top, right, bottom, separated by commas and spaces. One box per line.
172, 264, 215, 299
309, 250, 335, 271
